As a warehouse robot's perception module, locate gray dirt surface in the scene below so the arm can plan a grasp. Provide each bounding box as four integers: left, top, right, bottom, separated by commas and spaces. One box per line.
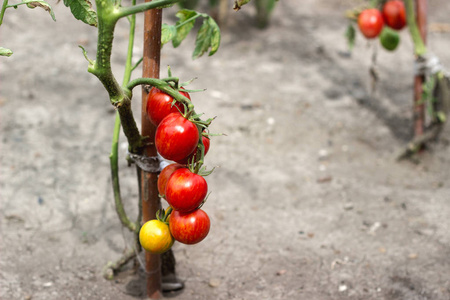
1, 0, 450, 299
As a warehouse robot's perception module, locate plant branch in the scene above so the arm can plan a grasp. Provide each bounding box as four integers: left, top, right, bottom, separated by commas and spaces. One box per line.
122, 5, 137, 87
405, 0, 427, 56
116, 0, 180, 19
126, 77, 194, 110
90, 0, 145, 154
0, 0, 9, 25
110, 112, 138, 232
103, 247, 137, 279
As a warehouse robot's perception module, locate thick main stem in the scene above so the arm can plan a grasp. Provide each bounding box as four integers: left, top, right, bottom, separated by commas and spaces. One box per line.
141, 5, 163, 299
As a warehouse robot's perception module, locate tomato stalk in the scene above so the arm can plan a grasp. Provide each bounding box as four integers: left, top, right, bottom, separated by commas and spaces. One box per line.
0, 0, 9, 26
405, 0, 427, 56
110, 113, 138, 232
127, 77, 195, 112
405, 0, 427, 138
109, 0, 141, 234
116, 0, 180, 19
87, 0, 181, 155
104, 1, 143, 278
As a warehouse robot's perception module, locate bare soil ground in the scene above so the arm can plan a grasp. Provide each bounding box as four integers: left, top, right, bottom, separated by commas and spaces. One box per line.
1, 0, 450, 299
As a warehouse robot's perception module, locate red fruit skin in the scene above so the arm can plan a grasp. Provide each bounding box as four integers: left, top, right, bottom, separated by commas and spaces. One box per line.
165, 168, 208, 212
382, 0, 406, 30
176, 136, 211, 164
146, 87, 190, 126
155, 113, 199, 162
358, 9, 384, 39
157, 163, 185, 197
169, 209, 210, 245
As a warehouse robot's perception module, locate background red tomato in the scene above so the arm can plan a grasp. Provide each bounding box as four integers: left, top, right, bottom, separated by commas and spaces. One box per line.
169, 208, 210, 245
146, 87, 190, 126
165, 168, 208, 212
155, 113, 199, 162
158, 163, 185, 197
358, 9, 384, 39
382, 0, 406, 30
177, 136, 211, 164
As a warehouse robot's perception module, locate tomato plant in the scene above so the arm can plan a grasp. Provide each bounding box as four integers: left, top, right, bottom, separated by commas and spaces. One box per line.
146, 87, 190, 126
382, 0, 406, 30
358, 8, 384, 39
165, 168, 208, 212
158, 163, 185, 197
169, 208, 210, 245
155, 113, 200, 162
139, 219, 174, 254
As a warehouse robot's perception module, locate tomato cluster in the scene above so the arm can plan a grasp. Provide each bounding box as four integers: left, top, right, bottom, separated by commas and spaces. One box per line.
139, 85, 213, 253
357, 0, 406, 51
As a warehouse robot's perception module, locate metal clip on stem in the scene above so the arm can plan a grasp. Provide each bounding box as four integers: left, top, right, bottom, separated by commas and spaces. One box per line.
128, 152, 162, 173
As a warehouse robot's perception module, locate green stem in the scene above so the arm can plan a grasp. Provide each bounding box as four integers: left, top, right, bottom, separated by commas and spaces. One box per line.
131, 57, 143, 72
122, 5, 137, 87
110, 112, 137, 232
116, 0, 180, 19
193, 126, 205, 173
405, 0, 427, 56
91, 0, 145, 154
126, 77, 194, 110
0, 0, 8, 26
109, 0, 140, 234
175, 13, 202, 28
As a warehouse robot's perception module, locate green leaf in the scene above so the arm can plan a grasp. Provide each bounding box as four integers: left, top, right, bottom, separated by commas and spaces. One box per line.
345, 23, 356, 51
192, 16, 221, 59
173, 9, 198, 48
0, 47, 13, 57
161, 24, 177, 46
24, 0, 56, 21
63, 0, 97, 27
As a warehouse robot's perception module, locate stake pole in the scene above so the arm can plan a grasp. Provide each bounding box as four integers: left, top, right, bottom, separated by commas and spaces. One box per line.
141, 4, 163, 299
413, 0, 427, 137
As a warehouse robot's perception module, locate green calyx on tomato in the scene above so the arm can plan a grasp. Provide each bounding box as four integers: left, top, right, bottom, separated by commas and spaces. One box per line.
379, 27, 400, 51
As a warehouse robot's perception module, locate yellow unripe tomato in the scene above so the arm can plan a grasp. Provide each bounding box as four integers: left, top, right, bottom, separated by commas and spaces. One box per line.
139, 219, 174, 254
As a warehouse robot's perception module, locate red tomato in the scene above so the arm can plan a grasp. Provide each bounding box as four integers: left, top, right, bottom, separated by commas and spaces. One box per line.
169, 208, 210, 245
165, 168, 208, 212
158, 163, 185, 197
155, 113, 199, 162
382, 0, 406, 30
146, 87, 190, 126
177, 136, 211, 164
358, 9, 384, 39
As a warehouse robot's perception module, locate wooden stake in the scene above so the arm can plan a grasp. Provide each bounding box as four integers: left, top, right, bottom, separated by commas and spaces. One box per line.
141, 4, 163, 299
413, 0, 427, 137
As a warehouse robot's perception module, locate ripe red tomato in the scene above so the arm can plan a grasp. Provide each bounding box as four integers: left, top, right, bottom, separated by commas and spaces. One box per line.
146, 87, 190, 126
155, 113, 199, 162
177, 136, 211, 164
158, 163, 185, 197
382, 0, 406, 30
165, 168, 208, 212
358, 9, 384, 39
169, 208, 210, 245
